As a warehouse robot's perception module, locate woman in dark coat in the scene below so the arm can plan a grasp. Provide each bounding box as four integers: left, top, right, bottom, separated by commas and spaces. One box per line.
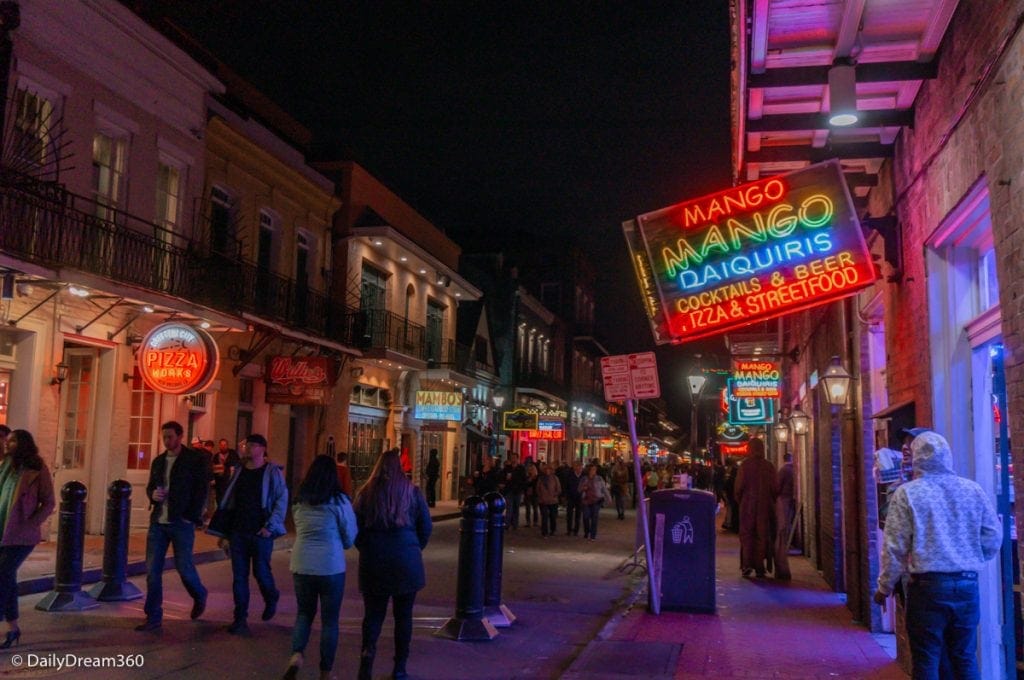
354, 448, 432, 680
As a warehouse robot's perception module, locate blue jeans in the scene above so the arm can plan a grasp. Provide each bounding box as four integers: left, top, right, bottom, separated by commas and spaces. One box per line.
565, 498, 582, 534
906, 572, 981, 680
144, 520, 207, 623
582, 502, 601, 538
506, 492, 522, 528
229, 532, 278, 621
0, 545, 34, 621
292, 572, 346, 672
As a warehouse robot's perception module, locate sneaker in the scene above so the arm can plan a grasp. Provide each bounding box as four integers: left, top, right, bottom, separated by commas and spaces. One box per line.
134, 619, 162, 632
190, 596, 206, 620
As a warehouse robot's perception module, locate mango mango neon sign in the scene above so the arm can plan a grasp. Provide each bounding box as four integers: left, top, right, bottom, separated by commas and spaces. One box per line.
624, 161, 876, 344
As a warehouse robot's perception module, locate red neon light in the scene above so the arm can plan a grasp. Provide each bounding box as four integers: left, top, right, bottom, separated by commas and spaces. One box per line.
138, 323, 219, 395
524, 430, 565, 441
719, 443, 750, 456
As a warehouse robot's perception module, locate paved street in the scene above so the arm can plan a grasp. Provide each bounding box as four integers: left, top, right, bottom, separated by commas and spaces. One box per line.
0, 505, 907, 679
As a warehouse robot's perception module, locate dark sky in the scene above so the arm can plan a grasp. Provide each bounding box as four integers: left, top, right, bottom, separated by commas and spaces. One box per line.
136, 1, 733, 426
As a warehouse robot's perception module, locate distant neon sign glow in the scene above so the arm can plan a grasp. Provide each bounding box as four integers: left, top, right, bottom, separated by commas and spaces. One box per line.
623, 161, 876, 344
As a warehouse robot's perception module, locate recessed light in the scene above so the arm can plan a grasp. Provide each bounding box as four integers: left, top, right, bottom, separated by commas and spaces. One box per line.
373, 240, 383, 246
454, 292, 461, 297
200, 321, 211, 329
67, 285, 90, 297
142, 305, 155, 313
419, 268, 427, 274
400, 256, 408, 262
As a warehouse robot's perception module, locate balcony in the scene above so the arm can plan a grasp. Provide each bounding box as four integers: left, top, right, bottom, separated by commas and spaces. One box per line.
0, 168, 360, 347
515, 367, 566, 398
356, 308, 454, 366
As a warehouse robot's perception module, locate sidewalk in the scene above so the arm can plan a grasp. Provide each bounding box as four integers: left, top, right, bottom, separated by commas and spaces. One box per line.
18, 499, 462, 596
565, 527, 906, 679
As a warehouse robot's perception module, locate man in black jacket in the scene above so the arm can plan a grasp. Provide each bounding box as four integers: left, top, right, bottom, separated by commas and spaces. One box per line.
135, 420, 210, 632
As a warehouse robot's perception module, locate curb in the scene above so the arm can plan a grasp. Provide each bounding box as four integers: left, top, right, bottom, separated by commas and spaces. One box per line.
18, 512, 462, 598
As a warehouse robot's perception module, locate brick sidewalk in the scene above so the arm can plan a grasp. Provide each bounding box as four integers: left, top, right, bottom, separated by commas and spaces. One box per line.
567, 528, 907, 679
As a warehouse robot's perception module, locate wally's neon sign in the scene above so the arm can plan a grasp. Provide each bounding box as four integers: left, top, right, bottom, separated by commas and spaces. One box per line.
623, 161, 876, 344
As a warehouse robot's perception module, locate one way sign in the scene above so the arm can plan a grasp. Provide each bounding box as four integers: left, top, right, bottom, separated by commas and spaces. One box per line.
600, 352, 661, 402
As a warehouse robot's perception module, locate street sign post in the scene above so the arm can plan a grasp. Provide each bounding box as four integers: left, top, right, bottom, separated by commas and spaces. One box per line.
600, 351, 662, 613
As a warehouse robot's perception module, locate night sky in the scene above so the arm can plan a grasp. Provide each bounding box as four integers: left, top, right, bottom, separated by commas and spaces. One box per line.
134, 1, 733, 426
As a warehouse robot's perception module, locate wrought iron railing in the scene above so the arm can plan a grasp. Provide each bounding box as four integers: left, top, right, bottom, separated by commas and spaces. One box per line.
0, 168, 360, 347
356, 307, 454, 365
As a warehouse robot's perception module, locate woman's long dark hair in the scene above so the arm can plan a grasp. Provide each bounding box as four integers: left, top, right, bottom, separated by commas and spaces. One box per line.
7, 430, 44, 471
354, 448, 414, 529
295, 454, 343, 506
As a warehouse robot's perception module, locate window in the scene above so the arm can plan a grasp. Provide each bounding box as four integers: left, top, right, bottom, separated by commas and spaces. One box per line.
92, 132, 127, 221
127, 367, 157, 470
295, 231, 311, 323
360, 263, 388, 310
978, 247, 999, 313
11, 88, 53, 172
426, 301, 445, 362
155, 163, 181, 232
0, 369, 10, 427
209, 186, 235, 256
257, 212, 275, 271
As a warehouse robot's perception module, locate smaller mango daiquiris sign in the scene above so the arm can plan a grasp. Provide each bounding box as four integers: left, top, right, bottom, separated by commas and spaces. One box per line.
623, 160, 876, 344
731, 359, 781, 398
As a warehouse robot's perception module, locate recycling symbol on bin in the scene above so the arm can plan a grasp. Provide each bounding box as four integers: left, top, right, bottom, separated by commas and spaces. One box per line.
671, 516, 694, 545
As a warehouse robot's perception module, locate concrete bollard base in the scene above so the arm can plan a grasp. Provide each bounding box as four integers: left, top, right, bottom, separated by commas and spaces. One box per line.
435, 616, 498, 641
88, 579, 143, 601
35, 590, 99, 612
483, 603, 516, 627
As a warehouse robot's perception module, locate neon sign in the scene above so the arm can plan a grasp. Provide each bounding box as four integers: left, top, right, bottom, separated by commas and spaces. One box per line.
137, 322, 219, 395
623, 161, 876, 344
731, 360, 781, 398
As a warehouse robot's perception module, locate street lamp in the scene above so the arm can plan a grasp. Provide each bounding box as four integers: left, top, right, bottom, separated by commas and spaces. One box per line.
789, 407, 809, 436
820, 356, 852, 406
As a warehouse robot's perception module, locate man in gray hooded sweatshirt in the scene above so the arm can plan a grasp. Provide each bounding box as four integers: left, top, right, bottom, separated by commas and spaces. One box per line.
873, 430, 1001, 679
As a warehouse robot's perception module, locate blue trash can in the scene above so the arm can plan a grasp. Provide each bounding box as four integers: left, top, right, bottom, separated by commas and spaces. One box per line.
648, 488, 716, 613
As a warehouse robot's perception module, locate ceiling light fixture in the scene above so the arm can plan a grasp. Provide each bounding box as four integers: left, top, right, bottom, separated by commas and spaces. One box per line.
68, 285, 90, 298
828, 58, 859, 127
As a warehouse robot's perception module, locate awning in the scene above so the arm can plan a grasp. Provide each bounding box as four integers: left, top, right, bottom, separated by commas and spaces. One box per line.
870, 399, 915, 420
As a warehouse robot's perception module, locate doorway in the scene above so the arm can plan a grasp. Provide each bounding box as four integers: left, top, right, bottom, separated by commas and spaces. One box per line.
54, 348, 98, 504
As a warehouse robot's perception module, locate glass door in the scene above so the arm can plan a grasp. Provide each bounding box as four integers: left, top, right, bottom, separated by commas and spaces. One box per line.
54, 349, 97, 502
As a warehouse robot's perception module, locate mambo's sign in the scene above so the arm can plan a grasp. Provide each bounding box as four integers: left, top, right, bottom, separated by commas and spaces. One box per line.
413, 391, 464, 421
137, 322, 219, 395
731, 360, 781, 398
623, 161, 876, 343
265, 356, 337, 405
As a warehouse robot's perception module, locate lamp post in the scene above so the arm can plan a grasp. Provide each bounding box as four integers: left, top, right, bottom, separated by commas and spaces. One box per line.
687, 370, 707, 455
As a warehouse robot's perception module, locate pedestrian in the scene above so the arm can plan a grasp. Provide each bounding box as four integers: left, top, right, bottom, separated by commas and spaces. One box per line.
212, 438, 240, 506
774, 453, 795, 580
136, 421, 210, 632
723, 460, 740, 533
470, 454, 499, 495
610, 459, 629, 520
0, 430, 54, 648
501, 453, 525, 529
535, 463, 561, 537
643, 464, 659, 499
523, 459, 539, 527
734, 438, 777, 577
578, 463, 612, 540
211, 433, 288, 635
354, 448, 432, 680
335, 451, 354, 499
283, 455, 358, 680
873, 430, 1000, 679
563, 461, 584, 536
424, 449, 440, 507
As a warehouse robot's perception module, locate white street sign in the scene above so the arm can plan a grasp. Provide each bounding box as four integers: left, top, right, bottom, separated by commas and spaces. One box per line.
601, 352, 661, 402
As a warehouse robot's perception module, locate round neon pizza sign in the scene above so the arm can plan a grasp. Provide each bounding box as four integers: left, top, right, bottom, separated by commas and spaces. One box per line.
137, 322, 220, 394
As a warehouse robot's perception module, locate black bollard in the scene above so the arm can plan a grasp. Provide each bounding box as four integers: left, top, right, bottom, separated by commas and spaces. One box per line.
436, 495, 498, 641
37, 481, 98, 612
482, 491, 515, 627
88, 480, 142, 601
